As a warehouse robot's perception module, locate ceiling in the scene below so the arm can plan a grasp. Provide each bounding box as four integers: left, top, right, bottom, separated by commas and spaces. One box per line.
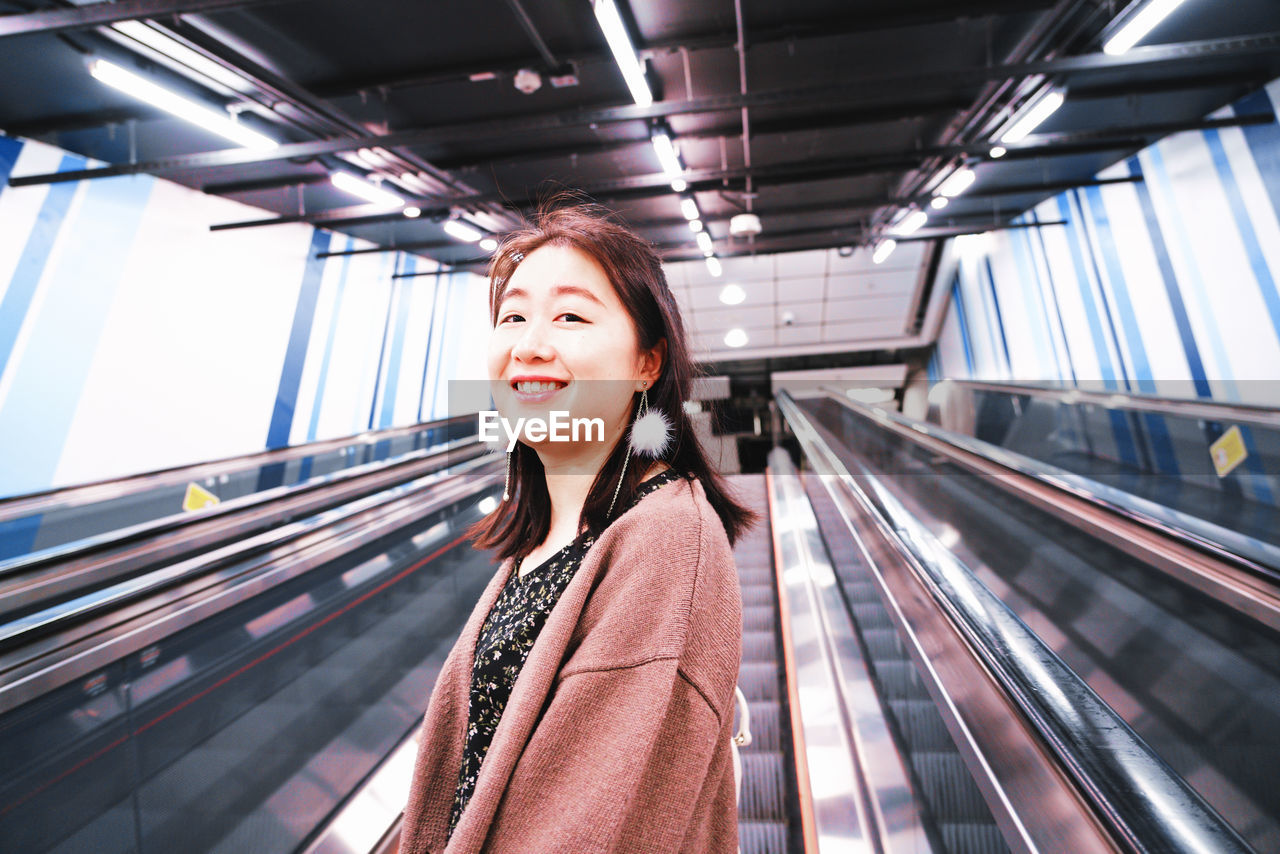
2, 0, 1279, 370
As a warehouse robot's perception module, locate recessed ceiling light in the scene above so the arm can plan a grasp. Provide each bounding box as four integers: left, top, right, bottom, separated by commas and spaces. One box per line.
999, 89, 1065, 144
403, 206, 421, 218
331, 171, 404, 207
719, 284, 746, 305
681, 198, 699, 220
892, 210, 928, 236
479, 237, 499, 251
1103, 0, 1189, 55
671, 178, 688, 192
706, 256, 722, 277
592, 0, 653, 107
724, 328, 747, 348
443, 219, 482, 242
936, 167, 976, 198
930, 196, 949, 210
696, 231, 713, 254
989, 145, 1007, 158
89, 59, 276, 150
690, 219, 703, 232
872, 239, 897, 264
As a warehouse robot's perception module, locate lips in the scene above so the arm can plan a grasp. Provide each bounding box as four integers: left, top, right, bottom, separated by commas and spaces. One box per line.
509, 376, 569, 401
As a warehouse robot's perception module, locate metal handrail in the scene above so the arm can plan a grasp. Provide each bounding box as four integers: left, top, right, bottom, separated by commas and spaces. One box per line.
778, 389, 1253, 853
837, 386, 1280, 579
941, 378, 1280, 429
0, 454, 502, 715
0, 411, 477, 518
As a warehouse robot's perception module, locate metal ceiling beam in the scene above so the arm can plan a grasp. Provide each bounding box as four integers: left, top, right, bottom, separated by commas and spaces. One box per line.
12, 33, 1277, 188
502, 0, 559, 70
311, 0, 1058, 97
0, 0, 298, 39
432, 97, 973, 173
659, 220, 1067, 262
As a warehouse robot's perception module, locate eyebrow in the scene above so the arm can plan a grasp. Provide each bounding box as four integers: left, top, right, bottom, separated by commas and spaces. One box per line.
499, 284, 606, 309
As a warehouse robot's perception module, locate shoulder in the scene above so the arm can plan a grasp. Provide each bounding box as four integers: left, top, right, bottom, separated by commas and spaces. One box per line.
562, 476, 741, 691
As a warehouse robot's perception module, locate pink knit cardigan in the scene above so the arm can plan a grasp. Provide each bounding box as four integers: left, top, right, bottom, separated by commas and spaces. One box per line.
398, 475, 744, 853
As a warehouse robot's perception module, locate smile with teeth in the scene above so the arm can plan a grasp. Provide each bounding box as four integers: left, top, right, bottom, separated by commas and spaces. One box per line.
514, 380, 568, 393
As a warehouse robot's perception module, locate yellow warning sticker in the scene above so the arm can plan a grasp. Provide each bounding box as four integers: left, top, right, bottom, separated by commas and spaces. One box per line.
1209, 425, 1247, 478
183, 482, 221, 512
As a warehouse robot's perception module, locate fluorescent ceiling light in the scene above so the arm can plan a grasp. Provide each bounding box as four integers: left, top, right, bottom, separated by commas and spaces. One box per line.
443, 219, 483, 242
403, 206, 421, 218
999, 89, 1065, 144
89, 59, 276, 150
989, 145, 1007, 158
651, 133, 683, 180
706, 256, 722, 277
671, 178, 688, 192
681, 198, 699, 220
719, 284, 745, 305
331, 172, 404, 207
930, 196, 949, 210
1104, 0, 1188, 55
690, 219, 703, 233
723, 327, 747, 348
479, 237, 499, 252
936, 167, 976, 198
696, 231, 713, 254
592, 0, 652, 107
892, 210, 928, 236
110, 21, 249, 92
872, 239, 897, 264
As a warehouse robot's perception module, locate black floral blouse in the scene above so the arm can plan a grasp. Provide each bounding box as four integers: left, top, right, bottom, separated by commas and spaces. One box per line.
447, 468, 685, 835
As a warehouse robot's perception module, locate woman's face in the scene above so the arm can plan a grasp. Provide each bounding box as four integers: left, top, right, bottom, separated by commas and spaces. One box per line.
488, 243, 664, 460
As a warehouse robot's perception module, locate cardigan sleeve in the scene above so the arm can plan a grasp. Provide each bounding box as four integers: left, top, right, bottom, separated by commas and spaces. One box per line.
480, 655, 735, 852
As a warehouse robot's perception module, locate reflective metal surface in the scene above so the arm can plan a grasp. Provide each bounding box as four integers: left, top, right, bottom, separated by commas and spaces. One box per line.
780, 390, 1254, 854
767, 452, 932, 853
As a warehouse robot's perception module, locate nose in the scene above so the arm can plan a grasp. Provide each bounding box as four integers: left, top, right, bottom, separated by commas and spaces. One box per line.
510, 317, 556, 363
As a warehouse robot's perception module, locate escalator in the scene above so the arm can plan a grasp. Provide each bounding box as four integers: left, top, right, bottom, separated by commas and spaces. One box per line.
780, 388, 1276, 852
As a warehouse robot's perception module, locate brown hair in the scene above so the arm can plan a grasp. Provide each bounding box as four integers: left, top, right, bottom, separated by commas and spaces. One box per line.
467, 202, 758, 560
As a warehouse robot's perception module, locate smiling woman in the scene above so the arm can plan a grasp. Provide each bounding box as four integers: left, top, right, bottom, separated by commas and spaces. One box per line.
398, 202, 757, 854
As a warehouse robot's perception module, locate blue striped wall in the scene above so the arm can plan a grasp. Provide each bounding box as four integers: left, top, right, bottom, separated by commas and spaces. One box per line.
0, 136, 488, 499
932, 76, 1280, 407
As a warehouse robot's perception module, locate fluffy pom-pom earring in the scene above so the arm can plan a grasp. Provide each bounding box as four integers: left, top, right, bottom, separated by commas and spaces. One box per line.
629, 388, 672, 458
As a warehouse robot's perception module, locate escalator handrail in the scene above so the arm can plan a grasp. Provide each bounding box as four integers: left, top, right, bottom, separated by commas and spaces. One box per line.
0, 434, 488, 581
942, 378, 1280, 429
0, 412, 477, 519
778, 389, 1254, 854
0, 456, 503, 716
827, 387, 1280, 580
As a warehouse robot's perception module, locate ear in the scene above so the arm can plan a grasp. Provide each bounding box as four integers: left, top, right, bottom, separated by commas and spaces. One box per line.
639, 338, 667, 387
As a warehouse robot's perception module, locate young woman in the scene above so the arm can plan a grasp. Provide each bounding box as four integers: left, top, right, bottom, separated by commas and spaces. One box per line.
398, 204, 757, 853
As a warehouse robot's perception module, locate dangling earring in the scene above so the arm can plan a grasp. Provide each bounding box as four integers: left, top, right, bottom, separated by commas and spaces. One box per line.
502, 447, 513, 501
606, 382, 673, 520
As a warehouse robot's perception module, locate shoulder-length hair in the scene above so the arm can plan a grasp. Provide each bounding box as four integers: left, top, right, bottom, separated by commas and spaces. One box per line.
467, 202, 758, 561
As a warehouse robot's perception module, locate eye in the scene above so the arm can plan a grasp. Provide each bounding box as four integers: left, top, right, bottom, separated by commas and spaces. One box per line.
498, 313, 524, 324
558, 313, 586, 322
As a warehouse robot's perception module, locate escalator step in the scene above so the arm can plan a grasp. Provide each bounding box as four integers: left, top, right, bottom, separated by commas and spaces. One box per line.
738, 662, 780, 701
739, 751, 787, 821
940, 822, 1011, 854
871, 660, 921, 701
738, 820, 789, 854
743, 605, 776, 633
859, 627, 903, 662
741, 586, 777, 607
743, 701, 781, 752
888, 698, 955, 753
912, 752, 999, 823
849, 602, 895, 632
742, 630, 777, 663
737, 569, 775, 587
